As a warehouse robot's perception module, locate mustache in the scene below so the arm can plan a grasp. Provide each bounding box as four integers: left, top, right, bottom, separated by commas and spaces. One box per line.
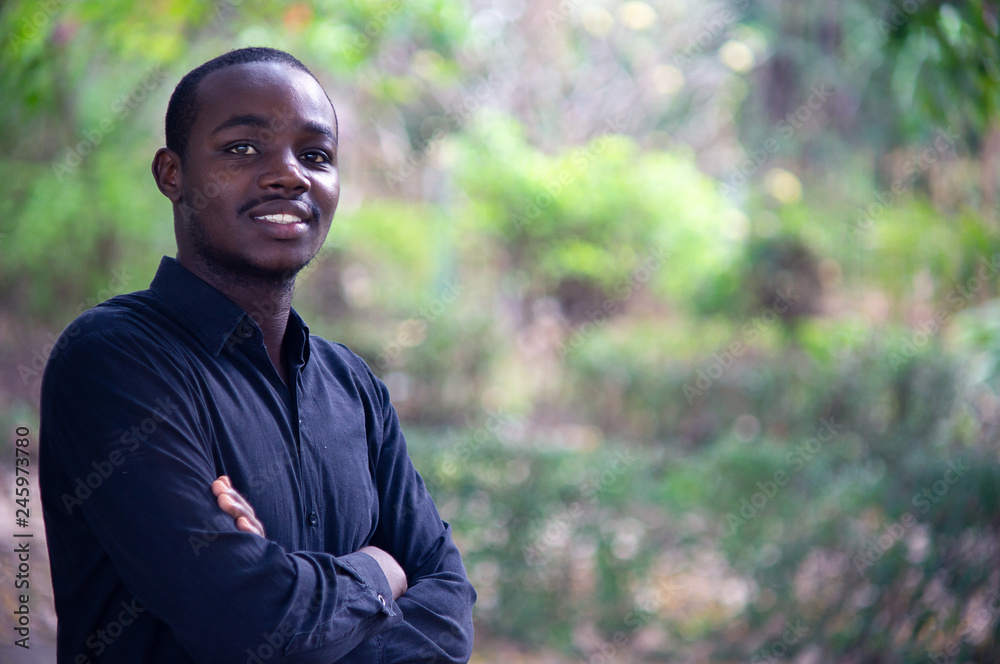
237, 194, 321, 220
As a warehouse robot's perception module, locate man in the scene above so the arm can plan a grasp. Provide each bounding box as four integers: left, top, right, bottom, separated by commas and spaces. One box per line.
39, 47, 475, 663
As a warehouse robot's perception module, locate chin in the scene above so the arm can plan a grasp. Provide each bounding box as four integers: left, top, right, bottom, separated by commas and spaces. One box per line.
201, 247, 318, 284
246, 254, 316, 282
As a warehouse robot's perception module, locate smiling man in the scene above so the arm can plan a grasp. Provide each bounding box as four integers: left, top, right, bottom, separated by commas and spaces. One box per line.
39, 47, 475, 663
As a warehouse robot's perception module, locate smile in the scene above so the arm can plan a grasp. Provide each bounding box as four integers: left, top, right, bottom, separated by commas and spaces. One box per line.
253, 213, 304, 225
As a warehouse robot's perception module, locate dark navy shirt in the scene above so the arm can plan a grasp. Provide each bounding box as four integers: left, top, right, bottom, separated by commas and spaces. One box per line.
39, 257, 475, 663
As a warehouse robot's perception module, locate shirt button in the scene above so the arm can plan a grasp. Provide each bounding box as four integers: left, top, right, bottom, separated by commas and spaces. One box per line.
308, 511, 319, 526
377, 594, 386, 607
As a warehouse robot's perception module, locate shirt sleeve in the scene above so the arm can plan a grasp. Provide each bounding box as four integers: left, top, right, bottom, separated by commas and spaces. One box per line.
41, 327, 402, 663
341, 366, 477, 663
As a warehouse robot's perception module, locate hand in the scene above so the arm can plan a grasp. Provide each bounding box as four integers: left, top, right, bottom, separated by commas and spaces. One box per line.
357, 545, 408, 601
211, 475, 266, 538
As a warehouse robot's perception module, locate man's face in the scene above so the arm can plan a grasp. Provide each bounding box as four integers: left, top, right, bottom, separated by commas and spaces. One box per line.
173, 62, 340, 281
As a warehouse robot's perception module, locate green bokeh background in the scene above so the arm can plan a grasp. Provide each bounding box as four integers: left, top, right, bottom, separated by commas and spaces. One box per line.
2, 0, 1000, 661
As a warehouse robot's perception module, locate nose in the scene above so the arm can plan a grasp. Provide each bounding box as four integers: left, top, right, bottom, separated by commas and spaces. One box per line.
257, 148, 309, 194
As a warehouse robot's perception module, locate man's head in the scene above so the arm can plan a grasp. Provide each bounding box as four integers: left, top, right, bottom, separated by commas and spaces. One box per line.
152, 48, 340, 285
164, 47, 337, 165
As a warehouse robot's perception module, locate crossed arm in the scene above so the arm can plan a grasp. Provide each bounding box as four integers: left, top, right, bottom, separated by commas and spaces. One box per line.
211, 476, 409, 601
42, 329, 475, 663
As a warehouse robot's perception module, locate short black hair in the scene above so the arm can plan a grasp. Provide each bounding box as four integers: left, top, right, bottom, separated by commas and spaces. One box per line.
165, 47, 334, 162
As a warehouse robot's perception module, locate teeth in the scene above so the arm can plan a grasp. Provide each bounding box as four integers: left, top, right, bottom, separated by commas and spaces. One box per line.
256, 213, 303, 224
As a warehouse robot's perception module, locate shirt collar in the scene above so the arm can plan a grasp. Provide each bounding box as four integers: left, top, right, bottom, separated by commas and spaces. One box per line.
287, 307, 311, 368
149, 256, 311, 364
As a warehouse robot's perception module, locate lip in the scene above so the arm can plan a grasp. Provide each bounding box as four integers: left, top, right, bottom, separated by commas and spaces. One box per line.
246, 199, 312, 223
246, 199, 312, 240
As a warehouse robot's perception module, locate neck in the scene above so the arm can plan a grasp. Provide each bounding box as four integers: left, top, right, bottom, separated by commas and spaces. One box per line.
180, 253, 297, 385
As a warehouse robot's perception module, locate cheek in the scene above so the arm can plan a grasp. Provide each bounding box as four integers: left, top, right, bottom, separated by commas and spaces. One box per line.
181, 164, 245, 213
179, 176, 218, 213
318, 176, 340, 213
326, 172, 340, 199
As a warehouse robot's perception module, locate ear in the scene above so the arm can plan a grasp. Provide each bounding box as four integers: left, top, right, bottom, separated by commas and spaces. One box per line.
151, 147, 183, 203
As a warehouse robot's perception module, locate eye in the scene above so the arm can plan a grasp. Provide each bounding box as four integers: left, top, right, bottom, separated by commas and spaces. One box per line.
227, 144, 258, 155
301, 150, 332, 165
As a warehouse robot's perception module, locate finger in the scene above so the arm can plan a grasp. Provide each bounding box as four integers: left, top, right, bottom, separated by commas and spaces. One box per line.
236, 515, 265, 537
210, 477, 266, 537
217, 492, 253, 520
216, 492, 236, 519
216, 491, 266, 538
211, 476, 233, 496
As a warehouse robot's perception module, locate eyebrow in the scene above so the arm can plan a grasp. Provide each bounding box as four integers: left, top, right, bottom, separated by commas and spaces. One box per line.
211, 114, 270, 135
211, 114, 337, 145
303, 120, 337, 145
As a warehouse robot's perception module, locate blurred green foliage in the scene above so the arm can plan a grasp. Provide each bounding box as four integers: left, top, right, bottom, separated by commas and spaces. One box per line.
3, 0, 1000, 661
409, 329, 1000, 661
455, 114, 743, 307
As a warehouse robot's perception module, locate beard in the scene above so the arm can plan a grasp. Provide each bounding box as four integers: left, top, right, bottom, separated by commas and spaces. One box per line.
178, 195, 324, 289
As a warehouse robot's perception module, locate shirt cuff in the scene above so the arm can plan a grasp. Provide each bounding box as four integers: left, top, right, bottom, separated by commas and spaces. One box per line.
338, 550, 398, 619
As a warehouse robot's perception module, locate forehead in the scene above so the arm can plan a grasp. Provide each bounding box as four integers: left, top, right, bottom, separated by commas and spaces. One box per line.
192, 62, 335, 135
